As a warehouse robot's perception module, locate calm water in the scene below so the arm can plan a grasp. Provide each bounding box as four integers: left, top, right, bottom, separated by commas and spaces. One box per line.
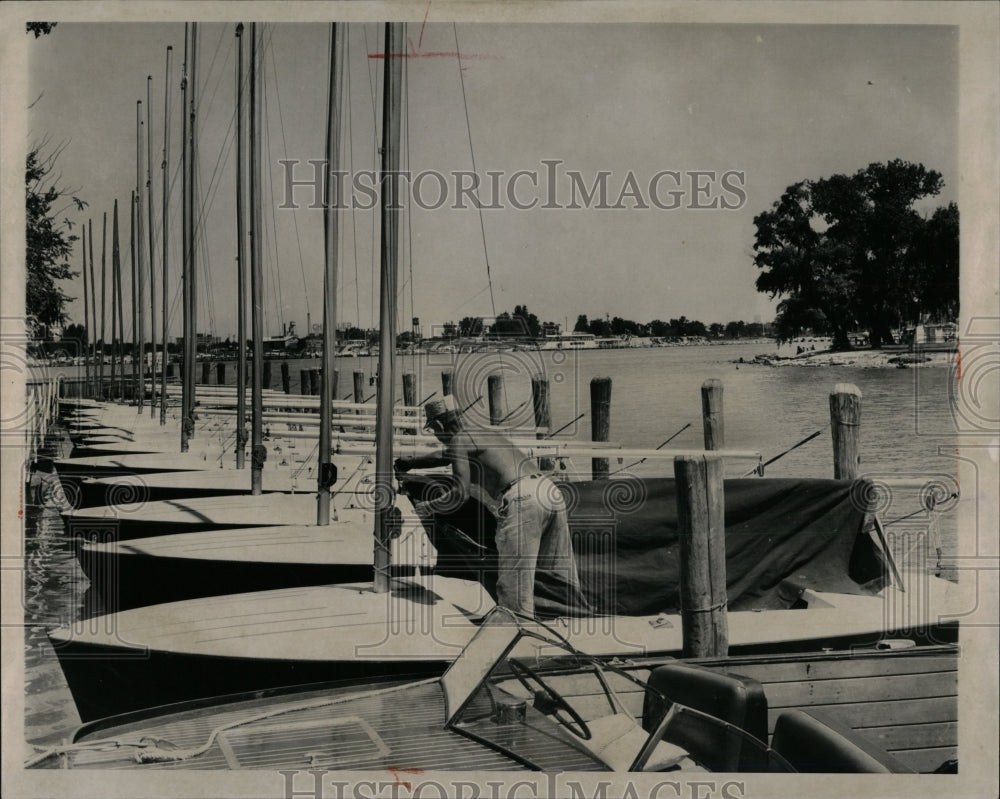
24, 342, 963, 747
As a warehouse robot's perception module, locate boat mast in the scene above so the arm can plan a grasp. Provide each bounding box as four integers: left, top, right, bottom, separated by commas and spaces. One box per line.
160, 46, 172, 425
88, 219, 97, 399
318, 23, 345, 523
189, 25, 199, 442
147, 75, 157, 418
373, 22, 404, 592
249, 22, 264, 493
135, 100, 145, 413
81, 226, 90, 397
99, 213, 107, 401
114, 199, 125, 401
234, 25, 247, 469
129, 197, 137, 402
110, 205, 118, 398
181, 24, 198, 451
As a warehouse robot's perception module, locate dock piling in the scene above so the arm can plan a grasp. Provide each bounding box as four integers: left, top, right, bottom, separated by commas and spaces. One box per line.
281, 362, 290, 394
674, 454, 728, 658
441, 370, 453, 397
263, 361, 272, 390
402, 372, 417, 434
216, 362, 226, 385
590, 377, 612, 479
701, 379, 724, 450
487, 373, 507, 426
309, 368, 321, 396
830, 383, 862, 480
531, 375, 554, 471
201, 361, 211, 385
353, 371, 365, 413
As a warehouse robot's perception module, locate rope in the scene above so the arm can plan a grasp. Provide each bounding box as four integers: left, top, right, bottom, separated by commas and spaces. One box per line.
684, 600, 728, 615
26, 677, 438, 767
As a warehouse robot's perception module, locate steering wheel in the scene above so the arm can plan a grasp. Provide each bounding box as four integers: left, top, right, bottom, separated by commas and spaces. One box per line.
508, 659, 592, 740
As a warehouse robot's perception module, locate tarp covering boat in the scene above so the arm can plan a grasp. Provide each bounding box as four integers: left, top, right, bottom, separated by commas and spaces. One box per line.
401, 476, 887, 618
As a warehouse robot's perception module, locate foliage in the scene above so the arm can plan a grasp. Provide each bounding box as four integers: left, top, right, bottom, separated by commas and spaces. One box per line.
753, 160, 958, 349
26, 22, 57, 37
26, 145, 86, 339
490, 305, 543, 338
60, 323, 87, 348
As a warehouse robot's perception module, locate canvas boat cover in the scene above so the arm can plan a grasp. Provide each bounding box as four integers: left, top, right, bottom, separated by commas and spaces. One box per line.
401, 476, 888, 618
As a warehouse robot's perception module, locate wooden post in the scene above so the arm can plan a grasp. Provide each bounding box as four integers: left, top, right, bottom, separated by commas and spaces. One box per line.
262, 360, 272, 390
281, 361, 290, 394
701, 378, 724, 450
353, 370, 365, 411
201, 361, 211, 384
674, 454, 728, 658
309, 367, 321, 396
590, 377, 612, 479
216, 362, 226, 385
166, 362, 175, 379
331, 369, 339, 401
531, 375, 554, 471
487, 373, 507, 426
402, 371, 417, 435
300, 369, 310, 396
402, 371, 417, 406
830, 383, 862, 480
441, 369, 453, 396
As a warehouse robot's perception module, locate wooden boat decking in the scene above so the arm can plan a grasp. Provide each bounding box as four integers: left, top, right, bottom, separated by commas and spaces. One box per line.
62, 490, 384, 539
76, 515, 434, 613
47, 570, 961, 723
48, 642, 958, 772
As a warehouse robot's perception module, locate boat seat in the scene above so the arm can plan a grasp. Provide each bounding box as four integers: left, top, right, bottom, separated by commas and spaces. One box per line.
770, 709, 916, 773
583, 713, 690, 772
642, 663, 769, 772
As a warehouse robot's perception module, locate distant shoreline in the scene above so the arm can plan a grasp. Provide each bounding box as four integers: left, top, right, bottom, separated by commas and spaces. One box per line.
738, 348, 957, 369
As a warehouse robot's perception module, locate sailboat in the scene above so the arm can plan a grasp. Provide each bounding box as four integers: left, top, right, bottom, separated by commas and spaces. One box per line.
46, 22, 962, 729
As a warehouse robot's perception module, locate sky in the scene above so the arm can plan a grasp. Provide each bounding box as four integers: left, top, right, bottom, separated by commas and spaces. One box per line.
24, 19, 959, 342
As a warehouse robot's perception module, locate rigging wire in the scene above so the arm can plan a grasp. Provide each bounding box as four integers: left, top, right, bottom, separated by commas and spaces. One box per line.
267, 42, 311, 326
345, 32, 364, 347
452, 23, 511, 419
256, 28, 284, 338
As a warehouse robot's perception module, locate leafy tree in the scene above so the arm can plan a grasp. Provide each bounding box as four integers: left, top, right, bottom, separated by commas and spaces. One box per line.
685, 320, 707, 338
648, 319, 669, 337
708, 323, 725, 338
753, 160, 957, 349
573, 314, 589, 333
26, 22, 57, 37
588, 317, 611, 337
512, 305, 541, 338
907, 202, 959, 323
724, 321, 747, 339
458, 316, 483, 337
26, 145, 86, 339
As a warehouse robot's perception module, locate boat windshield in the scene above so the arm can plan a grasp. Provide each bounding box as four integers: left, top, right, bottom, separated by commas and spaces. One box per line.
441, 609, 794, 772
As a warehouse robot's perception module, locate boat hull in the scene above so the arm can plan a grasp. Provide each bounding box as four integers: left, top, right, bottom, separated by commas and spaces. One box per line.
47, 575, 960, 722
75, 520, 430, 614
